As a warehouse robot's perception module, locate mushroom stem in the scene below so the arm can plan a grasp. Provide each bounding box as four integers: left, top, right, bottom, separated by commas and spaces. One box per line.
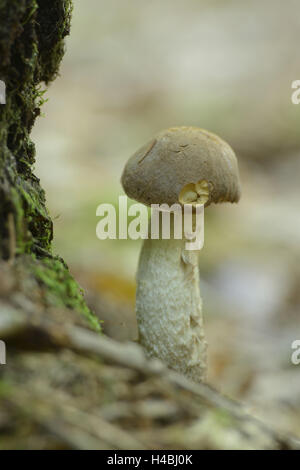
136, 212, 207, 383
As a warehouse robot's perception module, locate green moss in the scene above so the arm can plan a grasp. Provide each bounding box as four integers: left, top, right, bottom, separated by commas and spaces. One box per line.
0, 1, 100, 332
32, 257, 101, 332
0, 0, 70, 256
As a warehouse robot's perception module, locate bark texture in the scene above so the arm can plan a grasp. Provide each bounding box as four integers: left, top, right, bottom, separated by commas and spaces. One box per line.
0, 0, 99, 331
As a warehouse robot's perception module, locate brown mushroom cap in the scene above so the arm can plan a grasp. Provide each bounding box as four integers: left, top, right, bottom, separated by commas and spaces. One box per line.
121, 126, 241, 207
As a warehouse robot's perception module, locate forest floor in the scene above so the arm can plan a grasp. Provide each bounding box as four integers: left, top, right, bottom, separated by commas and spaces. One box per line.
0, 260, 299, 450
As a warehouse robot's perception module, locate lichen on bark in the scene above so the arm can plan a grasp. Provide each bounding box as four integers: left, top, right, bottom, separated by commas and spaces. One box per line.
0, 0, 100, 331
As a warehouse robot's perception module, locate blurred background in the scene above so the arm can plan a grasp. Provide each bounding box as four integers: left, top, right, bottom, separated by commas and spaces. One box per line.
33, 0, 300, 437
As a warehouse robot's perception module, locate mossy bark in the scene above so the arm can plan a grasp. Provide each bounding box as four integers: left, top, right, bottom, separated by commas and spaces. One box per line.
0, 0, 100, 331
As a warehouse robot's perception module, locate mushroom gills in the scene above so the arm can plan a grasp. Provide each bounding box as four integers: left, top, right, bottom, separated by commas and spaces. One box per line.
179, 180, 210, 206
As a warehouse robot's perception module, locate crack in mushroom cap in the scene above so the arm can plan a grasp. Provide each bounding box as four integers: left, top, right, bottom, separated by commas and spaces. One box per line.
121, 126, 241, 207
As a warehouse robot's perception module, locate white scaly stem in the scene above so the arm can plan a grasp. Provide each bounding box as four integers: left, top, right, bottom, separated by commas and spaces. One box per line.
136, 212, 207, 383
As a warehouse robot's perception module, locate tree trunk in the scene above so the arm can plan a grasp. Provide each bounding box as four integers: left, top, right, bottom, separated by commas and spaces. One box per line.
0, 0, 99, 331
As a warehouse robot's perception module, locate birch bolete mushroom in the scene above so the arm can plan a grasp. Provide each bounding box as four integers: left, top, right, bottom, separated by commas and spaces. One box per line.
121, 126, 241, 382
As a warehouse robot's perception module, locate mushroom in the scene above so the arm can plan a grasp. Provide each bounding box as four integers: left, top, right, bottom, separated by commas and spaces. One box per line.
121, 126, 241, 382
